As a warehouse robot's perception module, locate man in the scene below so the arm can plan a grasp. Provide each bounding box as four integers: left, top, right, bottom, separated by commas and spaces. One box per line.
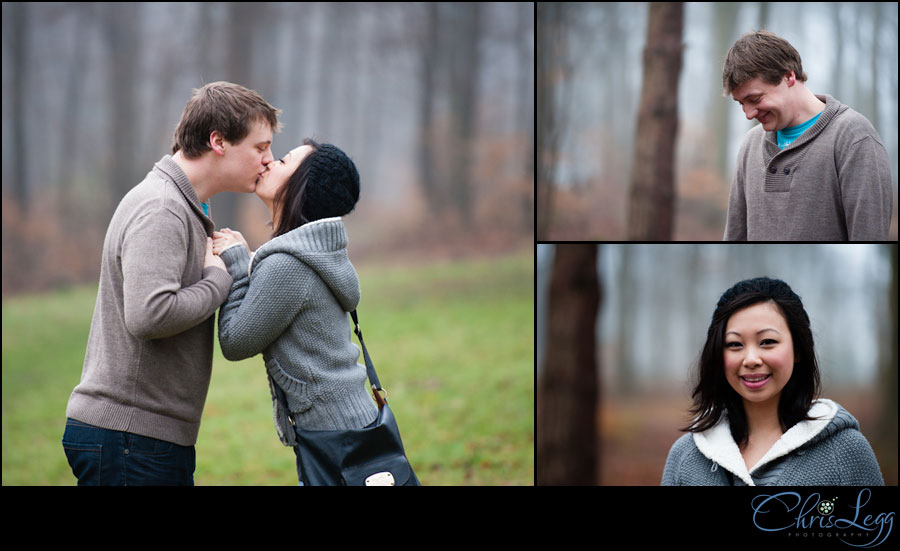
722, 30, 892, 241
62, 82, 281, 485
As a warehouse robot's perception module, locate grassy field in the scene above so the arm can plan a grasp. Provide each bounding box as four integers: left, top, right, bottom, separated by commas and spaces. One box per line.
2, 249, 534, 485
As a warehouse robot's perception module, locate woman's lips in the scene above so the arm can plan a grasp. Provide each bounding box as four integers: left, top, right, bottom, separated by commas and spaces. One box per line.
758, 112, 769, 123
740, 374, 771, 389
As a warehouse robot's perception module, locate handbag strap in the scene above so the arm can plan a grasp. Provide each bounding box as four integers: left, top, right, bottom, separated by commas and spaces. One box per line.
350, 310, 387, 409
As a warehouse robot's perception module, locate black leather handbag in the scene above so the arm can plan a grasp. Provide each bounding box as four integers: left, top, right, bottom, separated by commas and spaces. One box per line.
273, 310, 420, 486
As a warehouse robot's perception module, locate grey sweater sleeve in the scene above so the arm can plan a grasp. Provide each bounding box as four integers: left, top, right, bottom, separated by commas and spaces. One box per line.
217, 245, 309, 361
836, 135, 893, 241
723, 175, 748, 241
661, 434, 692, 486
724, 135, 750, 241
832, 429, 885, 486
121, 207, 231, 340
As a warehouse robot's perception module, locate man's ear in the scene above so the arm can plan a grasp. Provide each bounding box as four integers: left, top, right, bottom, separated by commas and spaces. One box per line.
785, 70, 796, 87
209, 131, 226, 156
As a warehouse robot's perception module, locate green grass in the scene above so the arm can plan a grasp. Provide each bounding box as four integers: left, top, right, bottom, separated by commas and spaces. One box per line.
2, 250, 533, 485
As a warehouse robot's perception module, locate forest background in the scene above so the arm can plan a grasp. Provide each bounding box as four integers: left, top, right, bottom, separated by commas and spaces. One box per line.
2, 2, 534, 294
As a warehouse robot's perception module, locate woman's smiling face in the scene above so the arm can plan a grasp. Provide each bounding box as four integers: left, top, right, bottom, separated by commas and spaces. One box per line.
723, 300, 795, 407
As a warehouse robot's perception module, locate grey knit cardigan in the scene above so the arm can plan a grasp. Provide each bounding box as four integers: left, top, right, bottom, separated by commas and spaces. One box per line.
661, 399, 884, 486
217, 217, 378, 445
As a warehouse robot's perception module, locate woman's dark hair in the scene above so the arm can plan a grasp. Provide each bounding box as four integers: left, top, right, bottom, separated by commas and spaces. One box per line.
683, 277, 820, 446
272, 138, 319, 237
271, 138, 360, 237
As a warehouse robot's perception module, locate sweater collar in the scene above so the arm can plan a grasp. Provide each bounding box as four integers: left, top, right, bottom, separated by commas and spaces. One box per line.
692, 398, 838, 486
249, 217, 359, 313
253, 217, 347, 260
764, 94, 846, 155
152, 155, 214, 234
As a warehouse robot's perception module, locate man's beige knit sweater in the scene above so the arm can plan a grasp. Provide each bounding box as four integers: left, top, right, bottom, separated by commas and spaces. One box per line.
66, 156, 232, 446
724, 94, 892, 241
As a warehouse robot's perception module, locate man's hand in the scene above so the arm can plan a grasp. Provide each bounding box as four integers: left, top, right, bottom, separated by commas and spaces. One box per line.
212, 228, 249, 255
204, 237, 226, 271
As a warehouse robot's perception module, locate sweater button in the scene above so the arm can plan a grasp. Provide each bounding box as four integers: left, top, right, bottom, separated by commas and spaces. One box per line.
769, 166, 777, 174
784, 167, 790, 175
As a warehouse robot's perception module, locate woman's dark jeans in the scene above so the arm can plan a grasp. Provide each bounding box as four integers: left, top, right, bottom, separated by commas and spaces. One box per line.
62, 418, 195, 486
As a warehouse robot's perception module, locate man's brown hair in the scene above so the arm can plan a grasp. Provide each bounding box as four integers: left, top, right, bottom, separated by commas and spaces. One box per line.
722, 30, 807, 96
172, 81, 283, 158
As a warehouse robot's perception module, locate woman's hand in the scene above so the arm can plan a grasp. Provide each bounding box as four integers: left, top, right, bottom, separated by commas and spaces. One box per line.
204, 238, 226, 270
212, 228, 249, 255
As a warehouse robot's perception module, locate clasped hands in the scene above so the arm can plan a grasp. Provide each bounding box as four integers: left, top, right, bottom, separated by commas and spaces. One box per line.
211, 228, 249, 256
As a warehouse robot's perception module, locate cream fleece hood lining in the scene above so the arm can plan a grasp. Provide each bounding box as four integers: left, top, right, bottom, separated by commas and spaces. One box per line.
692, 398, 838, 486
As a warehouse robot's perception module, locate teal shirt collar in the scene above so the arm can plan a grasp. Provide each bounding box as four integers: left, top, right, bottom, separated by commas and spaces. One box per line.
776, 111, 822, 150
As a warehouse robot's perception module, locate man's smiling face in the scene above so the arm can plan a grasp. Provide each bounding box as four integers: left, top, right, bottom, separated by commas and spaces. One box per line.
732, 74, 791, 131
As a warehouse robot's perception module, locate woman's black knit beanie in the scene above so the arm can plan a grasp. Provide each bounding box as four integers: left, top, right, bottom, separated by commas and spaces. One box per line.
302, 143, 360, 222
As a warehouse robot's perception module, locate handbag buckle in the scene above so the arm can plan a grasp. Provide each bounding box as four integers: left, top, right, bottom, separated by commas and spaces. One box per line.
364, 471, 395, 486
372, 385, 388, 409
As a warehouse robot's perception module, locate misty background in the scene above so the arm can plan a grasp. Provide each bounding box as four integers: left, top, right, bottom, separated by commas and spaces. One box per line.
1, 2, 534, 295
538, 244, 893, 387
537, 244, 898, 484
537, 2, 899, 240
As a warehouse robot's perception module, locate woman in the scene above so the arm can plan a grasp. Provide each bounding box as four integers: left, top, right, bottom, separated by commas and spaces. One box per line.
212, 138, 379, 483
661, 277, 883, 486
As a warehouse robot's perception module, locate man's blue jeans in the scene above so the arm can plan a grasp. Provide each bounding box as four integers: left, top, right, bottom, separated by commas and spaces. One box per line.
62, 418, 195, 486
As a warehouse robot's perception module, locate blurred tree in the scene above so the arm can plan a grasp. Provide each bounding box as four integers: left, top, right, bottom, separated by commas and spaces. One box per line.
879, 244, 898, 480
616, 244, 635, 395
5, 3, 29, 211
628, 2, 683, 240
536, 2, 571, 240
215, 2, 266, 231
102, 3, 140, 215
711, 3, 740, 182
446, 2, 482, 227
515, 1, 535, 234
537, 244, 600, 485
417, 2, 440, 217
413, 3, 482, 229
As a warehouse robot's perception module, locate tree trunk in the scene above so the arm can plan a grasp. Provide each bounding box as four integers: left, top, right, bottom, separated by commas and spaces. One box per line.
537, 245, 600, 485
878, 244, 898, 481
104, 2, 140, 212
6, 2, 29, 211
447, 2, 481, 227
536, 2, 568, 240
417, 2, 441, 215
627, 2, 683, 240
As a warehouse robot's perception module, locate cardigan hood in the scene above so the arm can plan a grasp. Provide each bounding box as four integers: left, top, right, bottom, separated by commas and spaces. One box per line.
693, 398, 846, 486
662, 399, 884, 486
250, 217, 360, 313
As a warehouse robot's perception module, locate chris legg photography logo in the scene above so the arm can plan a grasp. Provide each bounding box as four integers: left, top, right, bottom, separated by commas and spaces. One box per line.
750, 488, 894, 547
